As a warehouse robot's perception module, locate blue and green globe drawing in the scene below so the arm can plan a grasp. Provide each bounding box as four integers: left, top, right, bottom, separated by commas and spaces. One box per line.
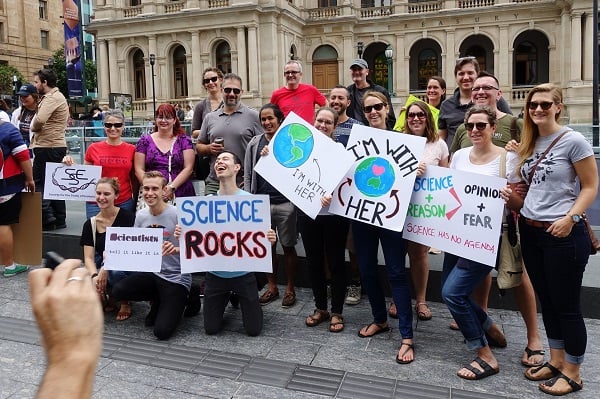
273, 123, 314, 168
354, 157, 395, 197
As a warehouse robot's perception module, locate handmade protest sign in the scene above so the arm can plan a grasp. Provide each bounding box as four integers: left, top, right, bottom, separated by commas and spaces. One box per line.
103, 227, 163, 272
403, 165, 506, 266
43, 162, 101, 201
329, 125, 426, 231
254, 112, 354, 219
177, 194, 272, 273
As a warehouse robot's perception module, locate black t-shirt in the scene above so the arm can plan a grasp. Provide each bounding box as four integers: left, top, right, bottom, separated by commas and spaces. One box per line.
80, 209, 136, 259
255, 135, 288, 204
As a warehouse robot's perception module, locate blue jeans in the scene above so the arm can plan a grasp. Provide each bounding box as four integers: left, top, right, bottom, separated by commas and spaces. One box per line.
442, 257, 493, 350
352, 221, 412, 339
519, 218, 589, 364
85, 198, 135, 219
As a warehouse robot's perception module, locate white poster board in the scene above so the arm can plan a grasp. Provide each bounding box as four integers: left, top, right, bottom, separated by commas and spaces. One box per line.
103, 227, 163, 272
402, 165, 506, 267
43, 162, 101, 201
177, 195, 272, 273
329, 125, 426, 231
254, 112, 355, 219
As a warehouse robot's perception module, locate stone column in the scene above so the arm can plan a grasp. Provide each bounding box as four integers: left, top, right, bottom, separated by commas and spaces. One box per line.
395, 33, 406, 98
237, 27, 248, 92
191, 30, 201, 96
147, 35, 157, 106
247, 26, 259, 94
108, 39, 119, 94
498, 24, 509, 89
445, 29, 456, 85
583, 12, 593, 82
98, 39, 110, 101
569, 12, 582, 83
342, 34, 353, 85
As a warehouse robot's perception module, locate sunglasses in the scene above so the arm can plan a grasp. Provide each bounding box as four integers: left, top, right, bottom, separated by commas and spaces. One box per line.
465, 122, 490, 131
527, 101, 555, 110
223, 87, 241, 94
363, 102, 386, 113
456, 56, 476, 64
284, 71, 300, 75
471, 85, 499, 92
203, 76, 218, 84
104, 122, 123, 128
407, 111, 426, 119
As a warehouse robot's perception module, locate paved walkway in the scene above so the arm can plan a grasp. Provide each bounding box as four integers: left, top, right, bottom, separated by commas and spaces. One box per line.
1, 269, 599, 398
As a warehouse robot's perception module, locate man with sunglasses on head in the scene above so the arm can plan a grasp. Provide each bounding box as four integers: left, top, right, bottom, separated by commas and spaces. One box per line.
439, 57, 511, 149
345, 59, 396, 130
270, 60, 326, 124
197, 73, 261, 195
450, 72, 523, 153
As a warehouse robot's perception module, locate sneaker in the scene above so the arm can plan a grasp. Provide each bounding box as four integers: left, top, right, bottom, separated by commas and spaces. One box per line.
3, 264, 29, 277
281, 291, 296, 308
345, 285, 362, 305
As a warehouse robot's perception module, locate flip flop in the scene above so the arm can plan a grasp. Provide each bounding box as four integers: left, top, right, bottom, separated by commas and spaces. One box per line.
116, 303, 132, 321
358, 322, 390, 338
521, 347, 545, 367
415, 302, 432, 321
329, 314, 344, 333
306, 309, 330, 327
395, 342, 415, 364
539, 373, 583, 396
525, 362, 561, 381
457, 356, 499, 380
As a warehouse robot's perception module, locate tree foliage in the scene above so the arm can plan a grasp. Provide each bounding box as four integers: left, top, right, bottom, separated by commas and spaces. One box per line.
50, 47, 97, 99
0, 65, 26, 95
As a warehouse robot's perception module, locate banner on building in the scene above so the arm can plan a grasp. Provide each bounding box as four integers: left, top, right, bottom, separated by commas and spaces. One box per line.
63, 0, 84, 97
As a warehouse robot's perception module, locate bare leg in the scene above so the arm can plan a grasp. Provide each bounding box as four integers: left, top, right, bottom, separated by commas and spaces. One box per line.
0, 226, 14, 266
512, 267, 543, 366
282, 246, 297, 294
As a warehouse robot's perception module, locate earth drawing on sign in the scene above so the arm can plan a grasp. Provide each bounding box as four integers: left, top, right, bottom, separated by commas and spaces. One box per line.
354, 157, 395, 197
272, 123, 314, 168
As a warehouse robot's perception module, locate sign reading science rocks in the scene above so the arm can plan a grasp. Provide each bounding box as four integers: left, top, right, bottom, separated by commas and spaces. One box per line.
329, 125, 426, 232
254, 112, 354, 219
402, 165, 506, 267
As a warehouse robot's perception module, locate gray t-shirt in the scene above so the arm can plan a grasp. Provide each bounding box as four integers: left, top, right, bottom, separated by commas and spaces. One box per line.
520, 128, 594, 222
135, 205, 191, 290
198, 103, 261, 183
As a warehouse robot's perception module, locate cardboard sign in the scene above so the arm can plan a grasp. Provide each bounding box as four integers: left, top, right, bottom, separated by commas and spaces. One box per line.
103, 227, 163, 272
329, 124, 426, 231
43, 162, 101, 201
13, 192, 42, 265
254, 112, 354, 219
177, 195, 272, 273
402, 165, 506, 267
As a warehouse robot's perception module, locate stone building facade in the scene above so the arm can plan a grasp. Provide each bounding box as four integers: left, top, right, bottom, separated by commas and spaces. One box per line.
90, 0, 596, 123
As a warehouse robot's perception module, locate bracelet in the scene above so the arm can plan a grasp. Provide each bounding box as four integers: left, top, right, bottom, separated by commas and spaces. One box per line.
90, 273, 98, 279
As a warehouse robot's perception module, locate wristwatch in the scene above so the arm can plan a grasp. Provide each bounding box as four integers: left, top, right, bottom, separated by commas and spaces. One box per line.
570, 214, 581, 223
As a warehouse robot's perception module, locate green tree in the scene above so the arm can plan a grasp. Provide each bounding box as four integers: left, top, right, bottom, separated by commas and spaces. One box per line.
50, 47, 97, 99
0, 65, 25, 95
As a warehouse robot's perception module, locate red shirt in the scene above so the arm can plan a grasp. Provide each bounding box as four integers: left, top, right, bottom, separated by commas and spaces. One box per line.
84, 141, 135, 205
270, 83, 326, 123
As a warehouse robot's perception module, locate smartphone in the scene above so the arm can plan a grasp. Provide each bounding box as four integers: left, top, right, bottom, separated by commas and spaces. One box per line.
44, 251, 65, 270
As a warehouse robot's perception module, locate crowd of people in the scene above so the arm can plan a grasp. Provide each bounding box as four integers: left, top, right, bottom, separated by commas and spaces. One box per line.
1, 59, 596, 398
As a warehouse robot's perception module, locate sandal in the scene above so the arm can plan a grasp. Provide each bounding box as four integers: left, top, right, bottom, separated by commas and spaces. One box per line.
358, 322, 390, 338
259, 289, 279, 306
539, 372, 583, 396
306, 309, 330, 327
525, 362, 560, 381
485, 324, 507, 348
457, 356, 499, 380
388, 302, 398, 319
329, 314, 344, 333
396, 342, 415, 364
522, 347, 545, 367
415, 302, 432, 321
116, 302, 132, 321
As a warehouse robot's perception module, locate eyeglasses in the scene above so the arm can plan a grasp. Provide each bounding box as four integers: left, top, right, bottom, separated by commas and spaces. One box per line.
527, 101, 555, 110
471, 85, 499, 92
456, 56, 476, 64
284, 71, 300, 76
465, 122, 490, 131
223, 87, 241, 94
156, 116, 174, 121
104, 122, 123, 128
203, 76, 218, 84
315, 118, 334, 126
363, 102, 386, 113
407, 111, 426, 119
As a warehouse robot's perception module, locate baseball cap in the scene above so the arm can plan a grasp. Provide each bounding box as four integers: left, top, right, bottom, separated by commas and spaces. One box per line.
350, 59, 369, 69
17, 84, 37, 96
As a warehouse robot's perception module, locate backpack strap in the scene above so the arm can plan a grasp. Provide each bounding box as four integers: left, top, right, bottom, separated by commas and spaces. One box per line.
91, 216, 97, 247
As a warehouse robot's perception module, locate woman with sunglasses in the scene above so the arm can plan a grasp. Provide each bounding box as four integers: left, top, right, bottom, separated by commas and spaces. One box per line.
62, 109, 136, 219
353, 91, 415, 364
515, 84, 597, 396
135, 103, 195, 201
191, 67, 224, 137
401, 101, 449, 321
442, 105, 517, 381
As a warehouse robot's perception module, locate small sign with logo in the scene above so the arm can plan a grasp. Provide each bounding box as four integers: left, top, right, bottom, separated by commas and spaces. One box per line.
103, 227, 163, 272
43, 162, 101, 201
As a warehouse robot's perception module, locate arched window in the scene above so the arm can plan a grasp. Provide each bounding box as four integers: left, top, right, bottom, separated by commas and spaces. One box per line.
173, 45, 188, 98
216, 42, 231, 74
515, 42, 537, 85
463, 46, 487, 73
513, 30, 549, 86
312, 45, 339, 90
409, 39, 442, 91
133, 49, 146, 100
417, 49, 439, 90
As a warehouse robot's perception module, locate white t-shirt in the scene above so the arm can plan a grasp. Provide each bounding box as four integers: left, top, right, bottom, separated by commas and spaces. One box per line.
422, 138, 449, 166
451, 147, 519, 183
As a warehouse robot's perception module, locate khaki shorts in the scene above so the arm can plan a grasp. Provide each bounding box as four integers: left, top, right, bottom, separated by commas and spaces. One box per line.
271, 201, 297, 248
